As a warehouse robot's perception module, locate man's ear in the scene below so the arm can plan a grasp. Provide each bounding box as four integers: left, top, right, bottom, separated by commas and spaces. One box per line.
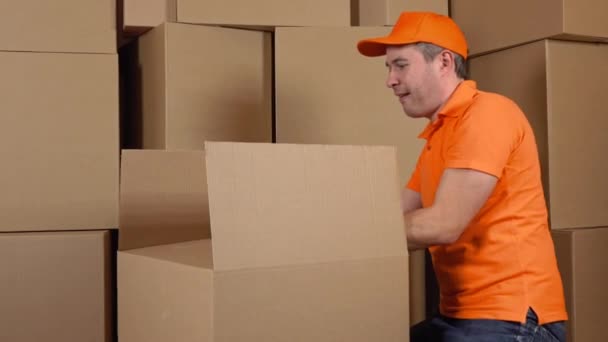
438, 50, 455, 74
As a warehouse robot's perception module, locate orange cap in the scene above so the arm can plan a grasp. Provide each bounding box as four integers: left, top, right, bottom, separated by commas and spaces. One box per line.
357, 12, 468, 59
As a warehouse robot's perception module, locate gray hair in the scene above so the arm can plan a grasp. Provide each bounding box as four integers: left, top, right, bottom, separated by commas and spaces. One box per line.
414, 42, 468, 80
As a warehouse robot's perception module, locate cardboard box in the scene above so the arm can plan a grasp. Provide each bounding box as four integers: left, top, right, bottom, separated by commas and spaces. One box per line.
0, 0, 115, 53
552, 227, 608, 342
469, 40, 608, 229
357, 0, 448, 26
122, 0, 350, 34
275, 26, 428, 323
0, 52, 119, 232
118, 142, 410, 342
451, 0, 608, 56
131, 23, 271, 149
0, 230, 112, 342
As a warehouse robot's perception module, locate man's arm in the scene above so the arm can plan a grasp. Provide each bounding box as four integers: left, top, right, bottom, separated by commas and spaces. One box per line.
405, 168, 497, 250
401, 187, 422, 214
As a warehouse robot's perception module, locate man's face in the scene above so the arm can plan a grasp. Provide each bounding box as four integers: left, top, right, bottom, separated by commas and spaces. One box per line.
385, 45, 443, 119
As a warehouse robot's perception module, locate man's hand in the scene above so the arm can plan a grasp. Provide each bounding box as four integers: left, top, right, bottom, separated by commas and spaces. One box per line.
404, 168, 498, 250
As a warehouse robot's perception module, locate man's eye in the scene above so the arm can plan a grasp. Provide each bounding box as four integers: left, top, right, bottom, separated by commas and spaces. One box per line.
396, 64, 408, 69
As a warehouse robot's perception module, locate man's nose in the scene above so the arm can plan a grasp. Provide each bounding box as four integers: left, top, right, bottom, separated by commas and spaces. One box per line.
386, 71, 398, 88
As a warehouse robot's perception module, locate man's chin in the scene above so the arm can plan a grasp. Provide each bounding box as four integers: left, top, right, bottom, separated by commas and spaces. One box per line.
403, 109, 426, 119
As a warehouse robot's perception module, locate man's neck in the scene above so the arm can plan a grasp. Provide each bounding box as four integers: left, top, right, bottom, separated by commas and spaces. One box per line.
429, 78, 464, 122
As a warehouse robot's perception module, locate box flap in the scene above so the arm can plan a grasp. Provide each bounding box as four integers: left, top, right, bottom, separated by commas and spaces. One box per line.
124, 239, 213, 270
119, 150, 210, 250
205, 142, 407, 271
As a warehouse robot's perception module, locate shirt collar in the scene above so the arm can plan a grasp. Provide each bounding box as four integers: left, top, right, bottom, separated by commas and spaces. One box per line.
438, 80, 478, 118
417, 80, 478, 140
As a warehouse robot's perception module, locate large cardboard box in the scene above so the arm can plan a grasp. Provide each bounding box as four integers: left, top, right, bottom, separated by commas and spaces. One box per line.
132, 23, 271, 149
0, 52, 119, 232
0, 231, 112, 342
123, 0, 350, 34
552, 227, 608, 342
118, 142, 410, 342
469, 40, 608, 229
0, 0, 115, 53
451, 0, 608, 56
357, 0, 448, 26
275, 26, 428, 323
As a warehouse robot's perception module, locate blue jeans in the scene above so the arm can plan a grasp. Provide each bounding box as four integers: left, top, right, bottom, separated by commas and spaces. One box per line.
411, 308, 566, 342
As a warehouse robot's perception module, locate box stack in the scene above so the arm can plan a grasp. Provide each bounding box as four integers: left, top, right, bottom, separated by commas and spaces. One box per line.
0, 1, 118, 341
452, 1, 608, 340
119, 0, 451, 335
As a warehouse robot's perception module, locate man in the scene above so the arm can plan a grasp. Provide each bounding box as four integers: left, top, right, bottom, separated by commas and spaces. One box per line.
357, 12, 567, 342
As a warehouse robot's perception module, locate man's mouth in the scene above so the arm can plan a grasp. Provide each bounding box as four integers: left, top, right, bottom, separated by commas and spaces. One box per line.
397, 92, 410, 102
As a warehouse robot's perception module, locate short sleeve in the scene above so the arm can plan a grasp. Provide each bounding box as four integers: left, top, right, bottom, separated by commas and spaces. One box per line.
444, 99, 522, 178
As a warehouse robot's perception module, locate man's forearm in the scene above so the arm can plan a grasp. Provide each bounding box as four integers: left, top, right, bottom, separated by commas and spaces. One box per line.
404, 207, 459, 250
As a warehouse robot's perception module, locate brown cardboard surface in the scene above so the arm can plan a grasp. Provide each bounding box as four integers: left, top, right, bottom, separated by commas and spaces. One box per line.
275, 27, 426, 190
213, 256, 409, 341
469, 40, 608, 229
0, 0, 115, 53
0, 52, 118, 232
123, 0, 349, 34
123, 0, 172, 33
0, 231, 111, 342
119, 240, 409, 342
552, 227, 608, 342
118, 242, 214, 342
118, 142, 409, 341
205, 142, 407, 271
134, 23, 272, 149
451, 0, 608, 56
275, 26, 428, 323
178, 0, 351, 27
119, 150, 210, 250
358, 0, 448, 26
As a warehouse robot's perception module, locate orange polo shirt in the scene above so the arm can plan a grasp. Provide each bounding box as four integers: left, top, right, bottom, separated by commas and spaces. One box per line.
407, 80, 567, 324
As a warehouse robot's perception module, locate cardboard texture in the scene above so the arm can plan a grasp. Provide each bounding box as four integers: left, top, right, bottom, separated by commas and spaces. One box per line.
122, 0, 350, 33
123, 0, 170, 35
0, 52, 119, 232
357, 0, 448, 26
552, 227, 608, 342
134, 23, 271, 149
118, 142, 410, 341
469, 40, 608, 229
275, 26, 428, 323
0, 0, 115, 53
0, 231, 111, 342
451, 0, 608, 56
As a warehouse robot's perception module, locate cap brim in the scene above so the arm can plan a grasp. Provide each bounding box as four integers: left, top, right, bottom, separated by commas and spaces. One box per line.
357, 36, 415, 57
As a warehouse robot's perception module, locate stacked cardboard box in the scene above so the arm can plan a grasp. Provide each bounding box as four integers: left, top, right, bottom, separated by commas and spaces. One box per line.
0, 1, 118, 341
127, 22, 272, 149
118, 142, 410, 342
552, 228, 608, 342
121, 0, 448, 35
453, 1, 608, 340
121, 0, 351, 35
356, 0, 448, 26
119, 0, 451, 330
